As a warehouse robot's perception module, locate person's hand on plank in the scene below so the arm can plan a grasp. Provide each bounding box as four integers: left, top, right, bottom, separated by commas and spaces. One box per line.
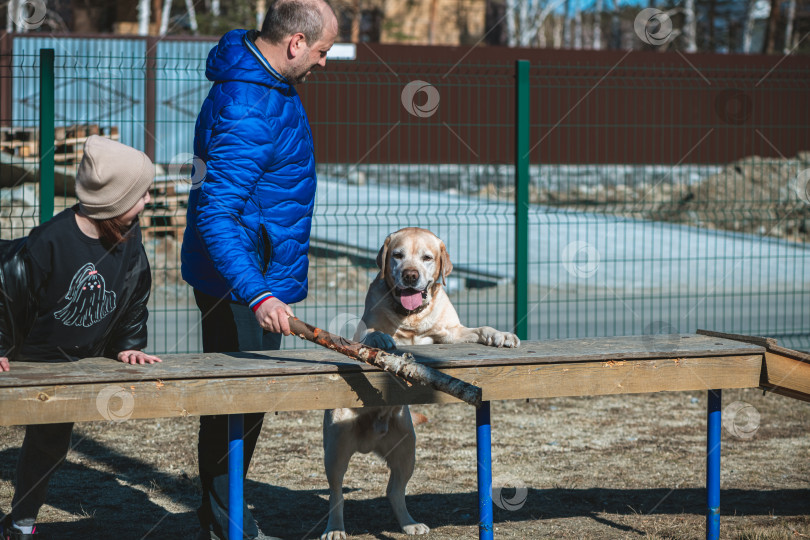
117, 350, 162, 365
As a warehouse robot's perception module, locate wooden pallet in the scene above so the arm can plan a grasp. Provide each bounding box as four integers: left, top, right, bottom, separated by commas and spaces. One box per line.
152, 182, 182, 197
0, 126, 37, 143
0, 124, 119, 164
140, 194, 187, 240
0, 126, 38, 159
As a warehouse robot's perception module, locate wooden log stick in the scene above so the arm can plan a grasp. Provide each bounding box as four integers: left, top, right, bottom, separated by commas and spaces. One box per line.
287, 317, 482, 407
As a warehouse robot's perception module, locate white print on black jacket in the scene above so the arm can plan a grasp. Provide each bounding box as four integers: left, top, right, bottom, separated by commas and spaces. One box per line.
54, 262, 117, 327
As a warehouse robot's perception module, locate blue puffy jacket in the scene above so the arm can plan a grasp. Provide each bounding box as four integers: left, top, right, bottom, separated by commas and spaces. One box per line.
181, 29, 316, 308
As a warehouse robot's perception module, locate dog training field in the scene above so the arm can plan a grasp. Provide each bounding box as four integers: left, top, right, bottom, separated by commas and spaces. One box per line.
1, 387, 808, 539
2, 24, 810, 540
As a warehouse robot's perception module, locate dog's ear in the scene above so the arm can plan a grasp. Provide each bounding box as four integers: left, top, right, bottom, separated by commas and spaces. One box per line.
376, 235, 391, 276
438, 241, 453, 285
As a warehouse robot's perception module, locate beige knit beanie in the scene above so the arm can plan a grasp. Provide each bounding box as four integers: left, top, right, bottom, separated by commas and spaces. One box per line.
76, 135, 155, 219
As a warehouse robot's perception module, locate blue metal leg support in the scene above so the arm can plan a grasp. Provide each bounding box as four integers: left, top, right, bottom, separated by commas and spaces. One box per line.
477, 401, 493, 540
228, 414, 244, 540
707, 390, 721, 540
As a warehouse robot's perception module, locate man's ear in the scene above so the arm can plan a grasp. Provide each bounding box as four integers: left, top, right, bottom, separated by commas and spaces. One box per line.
438, 241, 453, 285
376, 235, 391, 277
288, 32, 307, 57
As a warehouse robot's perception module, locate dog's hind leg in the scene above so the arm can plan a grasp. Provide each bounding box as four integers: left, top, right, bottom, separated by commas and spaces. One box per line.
376, 408, 430, 535
322, 411, 355, 540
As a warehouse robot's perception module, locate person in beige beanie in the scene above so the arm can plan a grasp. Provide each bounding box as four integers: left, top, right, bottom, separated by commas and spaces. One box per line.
0, 135, 160, 539
73, 134, 156, 245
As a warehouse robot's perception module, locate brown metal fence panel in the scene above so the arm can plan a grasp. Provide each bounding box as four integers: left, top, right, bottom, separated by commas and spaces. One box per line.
303, 45, 810, 164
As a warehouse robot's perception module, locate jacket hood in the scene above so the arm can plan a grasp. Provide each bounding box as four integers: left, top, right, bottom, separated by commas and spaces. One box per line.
206, 29, 291, 89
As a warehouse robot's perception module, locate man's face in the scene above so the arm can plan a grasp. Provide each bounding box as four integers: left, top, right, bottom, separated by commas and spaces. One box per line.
286, 12, 338, 85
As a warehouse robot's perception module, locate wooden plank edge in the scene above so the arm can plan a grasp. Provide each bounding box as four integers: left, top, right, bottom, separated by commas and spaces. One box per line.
2, 340, 768, 389
696, 329, 777, 348
767, 344, 810, 363
759, 351, 810, 403
0, 355, 764, 426
758, 385, 810, 404
697, 329, 809, 365
481, 354, 763, 401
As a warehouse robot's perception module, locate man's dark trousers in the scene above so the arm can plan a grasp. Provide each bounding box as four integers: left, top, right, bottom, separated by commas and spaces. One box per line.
194, 289, 282, 540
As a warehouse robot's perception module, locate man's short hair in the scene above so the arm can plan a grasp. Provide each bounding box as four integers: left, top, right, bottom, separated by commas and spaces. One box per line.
261, 0, 333, 45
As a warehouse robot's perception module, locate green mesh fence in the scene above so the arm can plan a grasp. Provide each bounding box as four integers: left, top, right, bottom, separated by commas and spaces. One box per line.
1, 37, 808, 355
522, 57, 810, 352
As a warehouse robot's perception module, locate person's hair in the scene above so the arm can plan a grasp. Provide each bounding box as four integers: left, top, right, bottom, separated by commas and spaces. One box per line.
260, 0, 333, 45
95, 216, 135, 250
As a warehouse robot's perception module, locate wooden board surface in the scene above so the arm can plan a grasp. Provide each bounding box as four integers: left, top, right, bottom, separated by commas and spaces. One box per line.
0, 334, 764, 388
0, 354, 763, 426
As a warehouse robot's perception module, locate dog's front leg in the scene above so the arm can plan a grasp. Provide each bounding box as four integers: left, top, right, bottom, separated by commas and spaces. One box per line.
437, 325, 520, 347
474, 325, 520, 347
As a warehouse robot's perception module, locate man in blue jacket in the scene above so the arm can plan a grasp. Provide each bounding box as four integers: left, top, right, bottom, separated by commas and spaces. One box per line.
181, 0, 338, 538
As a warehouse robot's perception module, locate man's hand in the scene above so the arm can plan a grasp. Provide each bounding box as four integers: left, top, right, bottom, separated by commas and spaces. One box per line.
255, 297, 294, 335
117, 350, 162, 365
0, 357, 9, 372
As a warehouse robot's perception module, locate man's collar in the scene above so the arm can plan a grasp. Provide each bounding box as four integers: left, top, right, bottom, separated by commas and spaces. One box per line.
243, 29, 290, 85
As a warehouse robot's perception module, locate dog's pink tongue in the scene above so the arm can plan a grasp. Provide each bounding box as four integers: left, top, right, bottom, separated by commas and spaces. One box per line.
400, 291, 423, 310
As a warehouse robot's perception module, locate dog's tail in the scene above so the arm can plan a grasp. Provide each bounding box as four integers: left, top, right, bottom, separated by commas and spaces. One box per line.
410, 411, 429, 426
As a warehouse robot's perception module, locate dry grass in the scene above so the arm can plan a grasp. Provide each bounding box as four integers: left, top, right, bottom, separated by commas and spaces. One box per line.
1, 387, 808, 539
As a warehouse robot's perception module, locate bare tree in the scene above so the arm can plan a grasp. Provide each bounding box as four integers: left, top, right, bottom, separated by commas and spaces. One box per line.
184, 0, 198, 34
506, 0, 517, 45
505, 0, 568, 47
195, 0, 262, 36
156, 0, 199, 35
159, 0, 171, 35
563, 0, 571, 47
593, 0, 603, 50
743, 0, 756, 52
553, 12, 563, 47
573, 0, 582, 49
538, 8, 548, 46
6, 0, 17, 33
784, 0, 796, 53
257, 0, 266, 29
609, 0, 620, 49
743, 0, 770, 53
138, 0, 150, 35
683, 0, 697, 52
764, 0, 779, 53
428, 0, 438, 43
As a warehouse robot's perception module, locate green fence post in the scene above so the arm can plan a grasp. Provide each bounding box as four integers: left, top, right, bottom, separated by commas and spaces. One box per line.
515, 59, 530, 341
39, 48, 54, 224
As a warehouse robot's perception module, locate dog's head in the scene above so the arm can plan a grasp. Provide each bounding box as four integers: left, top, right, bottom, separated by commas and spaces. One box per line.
376, 227, 453, 312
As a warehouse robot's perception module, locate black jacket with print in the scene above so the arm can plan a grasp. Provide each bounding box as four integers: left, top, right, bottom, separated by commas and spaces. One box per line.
0, 230, 151, 362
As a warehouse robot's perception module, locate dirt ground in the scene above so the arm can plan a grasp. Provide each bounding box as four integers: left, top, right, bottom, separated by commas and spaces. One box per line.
1, 387, 809, 540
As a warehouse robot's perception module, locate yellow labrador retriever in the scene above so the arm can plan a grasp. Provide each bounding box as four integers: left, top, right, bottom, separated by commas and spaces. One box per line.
321, 227, 520, 539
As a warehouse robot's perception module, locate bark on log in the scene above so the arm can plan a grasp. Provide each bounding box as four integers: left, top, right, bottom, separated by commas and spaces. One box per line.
288, 317, 482, 407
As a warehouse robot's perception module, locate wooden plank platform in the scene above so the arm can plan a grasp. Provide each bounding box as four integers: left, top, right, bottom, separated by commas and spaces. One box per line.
0, 334, 767, 426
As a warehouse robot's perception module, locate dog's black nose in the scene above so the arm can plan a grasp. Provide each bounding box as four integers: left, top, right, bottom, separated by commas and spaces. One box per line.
402, 268, 419, 286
